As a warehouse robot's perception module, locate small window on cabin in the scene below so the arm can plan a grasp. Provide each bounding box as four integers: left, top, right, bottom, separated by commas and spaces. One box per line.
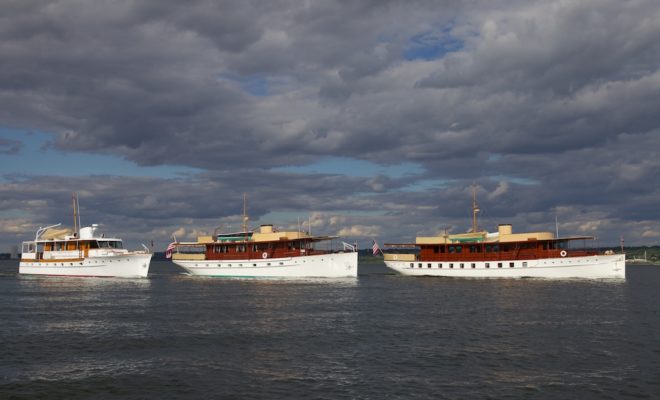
456, 246, 462, 253
510, 262, 515, 268
410, 263, 414, 268
498, 263, 502, 268
427, 263, 432, 268
89, 241, 99, 249
471, 263, 476, 268
418, 263, 422, 268
433, 246, 439, 253
252, 245, 258, 252
460, 263, 464, 268
448, 246, 455, 253
449, 263, 454, 268
439, 263, 442, 268
493, 245, 499, 252
523, 262, 528, 267
485, 263, 490, 268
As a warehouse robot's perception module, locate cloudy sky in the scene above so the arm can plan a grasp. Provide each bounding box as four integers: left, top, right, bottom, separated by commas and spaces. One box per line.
2, 0, 660, 251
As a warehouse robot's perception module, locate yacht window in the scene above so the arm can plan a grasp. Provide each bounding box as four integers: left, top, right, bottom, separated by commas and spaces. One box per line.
509, 262, 515, 268
498, 263, 502, 268
485, 263, 490, 268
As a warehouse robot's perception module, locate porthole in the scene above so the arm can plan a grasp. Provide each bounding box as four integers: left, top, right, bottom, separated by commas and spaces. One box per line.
460, 263, 464, 268
498, 263, 502, 268
509, 262, 514, 268
449, 263, 454, 269
485, 263, 490, 268
471, 263, 476, 269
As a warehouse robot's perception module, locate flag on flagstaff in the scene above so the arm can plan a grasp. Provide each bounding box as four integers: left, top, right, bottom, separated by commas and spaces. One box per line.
372, 239, 382, 256
165, 242, 176, 259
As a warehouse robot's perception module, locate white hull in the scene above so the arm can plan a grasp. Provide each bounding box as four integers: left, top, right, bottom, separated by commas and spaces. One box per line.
384, 254, 625, 279
19, 253, 152, 278
172, 252, 358, 278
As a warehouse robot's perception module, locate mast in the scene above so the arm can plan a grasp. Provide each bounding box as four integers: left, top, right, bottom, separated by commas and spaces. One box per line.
242, 193, 249, 237
471, 185, 480, 233
72, 193, 79, 236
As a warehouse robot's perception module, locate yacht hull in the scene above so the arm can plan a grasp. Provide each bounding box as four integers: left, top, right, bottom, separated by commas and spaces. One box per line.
384, 253, 625, 279
172, 252, 358, 278
19, 253, 152, 278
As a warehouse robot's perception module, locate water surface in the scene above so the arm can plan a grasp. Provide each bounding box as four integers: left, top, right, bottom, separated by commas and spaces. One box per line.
1, 260, 659, 399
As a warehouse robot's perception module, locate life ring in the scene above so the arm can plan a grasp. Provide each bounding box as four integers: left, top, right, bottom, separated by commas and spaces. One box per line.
560, 250, 567, 257
262, 252, 268, 259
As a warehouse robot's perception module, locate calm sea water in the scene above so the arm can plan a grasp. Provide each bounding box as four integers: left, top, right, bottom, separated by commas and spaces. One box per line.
1, 260, 659, 399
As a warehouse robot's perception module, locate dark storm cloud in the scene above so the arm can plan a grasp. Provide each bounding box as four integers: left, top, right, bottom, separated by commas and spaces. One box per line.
1, 0, 660, 246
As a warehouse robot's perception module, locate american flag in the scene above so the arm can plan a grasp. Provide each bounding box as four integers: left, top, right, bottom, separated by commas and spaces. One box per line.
165, 242, 176, 259
372, 239, 382, 256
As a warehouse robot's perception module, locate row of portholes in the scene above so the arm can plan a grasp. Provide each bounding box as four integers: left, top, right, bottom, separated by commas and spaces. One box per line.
27, 259, 130, 267
410, 261, 529, 269
194, 261, 287, 268
27, 262, 83, 267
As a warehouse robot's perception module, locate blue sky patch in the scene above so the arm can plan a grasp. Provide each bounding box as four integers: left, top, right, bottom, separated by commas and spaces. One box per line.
0, 128, 202, 179
273, 156, 423, 178
404, 27, 463, 61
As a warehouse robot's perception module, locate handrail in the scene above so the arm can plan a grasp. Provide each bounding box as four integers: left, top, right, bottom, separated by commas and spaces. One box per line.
35, 223, 62, 241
